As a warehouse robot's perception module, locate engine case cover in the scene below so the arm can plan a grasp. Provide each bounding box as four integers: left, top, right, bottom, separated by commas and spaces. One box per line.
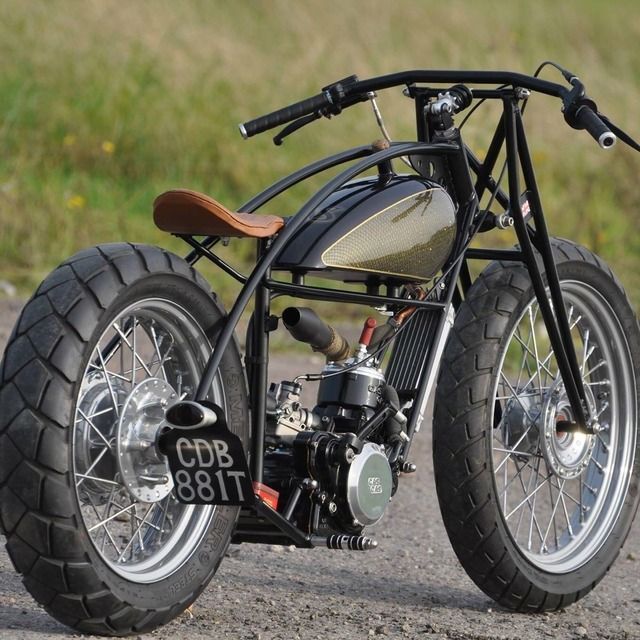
273, 175, 457, 283
346, 443, 393, 525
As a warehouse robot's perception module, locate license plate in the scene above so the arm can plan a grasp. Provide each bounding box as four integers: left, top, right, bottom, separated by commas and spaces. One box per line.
162, 424, 254, 506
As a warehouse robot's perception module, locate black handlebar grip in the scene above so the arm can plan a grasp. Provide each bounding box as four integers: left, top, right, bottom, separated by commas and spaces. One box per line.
239, 91, 331, 139
573, 105, 617, 149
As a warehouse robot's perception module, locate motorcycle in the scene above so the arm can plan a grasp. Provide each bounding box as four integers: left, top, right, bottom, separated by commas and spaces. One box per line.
1, 63, 639, 635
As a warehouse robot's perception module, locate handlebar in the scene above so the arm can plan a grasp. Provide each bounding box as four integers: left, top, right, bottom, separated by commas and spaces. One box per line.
238, 69, 568, 140
238, 67, 625, 151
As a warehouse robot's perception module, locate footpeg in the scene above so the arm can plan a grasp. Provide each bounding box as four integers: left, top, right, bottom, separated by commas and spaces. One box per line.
311, 534, 378, 550
401, 461, 417, 474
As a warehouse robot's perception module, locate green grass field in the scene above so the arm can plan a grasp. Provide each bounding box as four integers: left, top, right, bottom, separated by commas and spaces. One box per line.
0, 0, 639, 310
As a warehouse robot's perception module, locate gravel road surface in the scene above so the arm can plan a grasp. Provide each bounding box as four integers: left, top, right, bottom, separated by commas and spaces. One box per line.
1, 299, 639, 640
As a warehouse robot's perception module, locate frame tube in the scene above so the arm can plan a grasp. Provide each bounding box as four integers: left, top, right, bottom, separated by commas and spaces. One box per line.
250, 244, 271, 482
266, 279, 447, 310
195, 142, 451, 400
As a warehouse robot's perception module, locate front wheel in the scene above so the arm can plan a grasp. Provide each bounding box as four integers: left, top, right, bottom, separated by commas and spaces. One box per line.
433, 238, 640, 611
0, 243, 249, 635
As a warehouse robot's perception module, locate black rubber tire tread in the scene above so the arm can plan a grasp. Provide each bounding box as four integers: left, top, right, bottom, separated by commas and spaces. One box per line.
0, 243, 249, 635
433, 237, 640, 612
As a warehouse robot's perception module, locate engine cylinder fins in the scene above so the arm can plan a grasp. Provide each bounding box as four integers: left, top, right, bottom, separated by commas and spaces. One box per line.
282, 306, 350, 361
311, 534, 379, 551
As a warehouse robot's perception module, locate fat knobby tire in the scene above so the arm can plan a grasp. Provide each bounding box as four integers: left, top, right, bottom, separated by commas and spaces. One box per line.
0, 243, 249, 635
433, 238, 640, 612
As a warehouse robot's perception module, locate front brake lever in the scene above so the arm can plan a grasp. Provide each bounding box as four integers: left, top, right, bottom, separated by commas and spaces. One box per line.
562, 78, 640, 152
598, 113, 640, 153
273, 112, 322, 146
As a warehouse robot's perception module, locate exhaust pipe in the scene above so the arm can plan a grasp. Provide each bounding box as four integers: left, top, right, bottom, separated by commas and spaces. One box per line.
282, 307, 350, 361
164, 401, 221, 430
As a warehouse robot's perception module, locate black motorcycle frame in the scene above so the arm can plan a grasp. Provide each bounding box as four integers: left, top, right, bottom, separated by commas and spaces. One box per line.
177, 70, 596, 547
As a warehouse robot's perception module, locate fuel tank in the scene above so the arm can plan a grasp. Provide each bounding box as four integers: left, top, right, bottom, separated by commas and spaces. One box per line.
273, 175, 457, 283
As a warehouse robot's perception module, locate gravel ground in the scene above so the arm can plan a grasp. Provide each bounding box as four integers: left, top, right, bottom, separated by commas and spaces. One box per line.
1, 298, 639, 640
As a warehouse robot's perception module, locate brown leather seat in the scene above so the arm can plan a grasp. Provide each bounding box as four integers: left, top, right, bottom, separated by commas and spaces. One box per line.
153, 189, 285, 238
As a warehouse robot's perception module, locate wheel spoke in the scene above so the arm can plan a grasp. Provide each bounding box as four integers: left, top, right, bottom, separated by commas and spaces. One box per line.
495, 392, 543, 401
526, 456, 545, 551
528, 305, 545, 404
499, 372, 539, 424
584, 359, 606, 377
75, 473, 120, 487
95, 346, 122, 418
559, 486, 574, 538
494, 425, 538, 473
596, 432, 610, 453
509, 455, 545, 548
540, 475, 565, 553
504, 471, 553, 520
75, 446, 110, 488
513, 324, 535, 390
87, 502, 136, 532
580, 328, 594, 374
149, 323, 174, 382
77, 408, 114, 449
511, 333, 556, 382
84, 491, 122, 556
549, 478, 582, 509
498, 454, 534, 497
118, 503, 155, 562
494, 447, 538, 457
112, 319, 153, 381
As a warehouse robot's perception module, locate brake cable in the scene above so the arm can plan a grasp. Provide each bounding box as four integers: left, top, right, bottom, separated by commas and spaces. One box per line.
367, 91, 414, 169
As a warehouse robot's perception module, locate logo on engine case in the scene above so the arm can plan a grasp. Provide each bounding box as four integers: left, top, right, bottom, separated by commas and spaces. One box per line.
368, 476, 383, 494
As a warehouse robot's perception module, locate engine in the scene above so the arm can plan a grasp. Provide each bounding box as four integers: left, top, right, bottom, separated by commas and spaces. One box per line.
263, 309, 408, 537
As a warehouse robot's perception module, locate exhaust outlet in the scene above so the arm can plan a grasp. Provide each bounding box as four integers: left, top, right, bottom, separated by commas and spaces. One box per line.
164, 401, 220, 430
282, 307, 350, 361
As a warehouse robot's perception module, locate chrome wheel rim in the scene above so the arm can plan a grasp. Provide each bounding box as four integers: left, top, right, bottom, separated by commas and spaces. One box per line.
491, 281, 636, 573
73, 298, 222, 583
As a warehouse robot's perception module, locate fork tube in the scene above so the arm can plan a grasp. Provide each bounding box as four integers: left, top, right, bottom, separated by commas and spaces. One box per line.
504, 100, 588, 430
514, 110, 589, 421
250, 240, 270, 483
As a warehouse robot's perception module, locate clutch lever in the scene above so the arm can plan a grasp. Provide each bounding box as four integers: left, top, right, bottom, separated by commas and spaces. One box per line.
273, 112, 322, 146
272, 91, 370, 146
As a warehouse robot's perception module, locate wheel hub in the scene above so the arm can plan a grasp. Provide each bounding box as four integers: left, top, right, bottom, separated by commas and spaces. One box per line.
76, 375, 129, 497
502, 394, 540, 455
116, 378, 178, 503
541, 380, 596, 479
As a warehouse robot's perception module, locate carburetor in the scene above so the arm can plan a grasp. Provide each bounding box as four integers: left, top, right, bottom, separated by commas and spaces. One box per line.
266, 380, 321, 443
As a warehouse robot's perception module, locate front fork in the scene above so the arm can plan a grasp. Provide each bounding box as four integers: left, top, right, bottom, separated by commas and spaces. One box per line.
504, 98, 592, 433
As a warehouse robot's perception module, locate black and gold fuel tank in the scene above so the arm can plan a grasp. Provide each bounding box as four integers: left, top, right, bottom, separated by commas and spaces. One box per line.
273, 175, 457, 283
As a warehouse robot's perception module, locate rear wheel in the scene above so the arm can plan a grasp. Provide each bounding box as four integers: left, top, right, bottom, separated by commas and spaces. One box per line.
433, 239, 640, 610
0, 243, 249, 635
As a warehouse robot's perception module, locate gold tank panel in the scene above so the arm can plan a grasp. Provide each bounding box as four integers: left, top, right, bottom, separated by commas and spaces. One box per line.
321, 188, 456, 281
